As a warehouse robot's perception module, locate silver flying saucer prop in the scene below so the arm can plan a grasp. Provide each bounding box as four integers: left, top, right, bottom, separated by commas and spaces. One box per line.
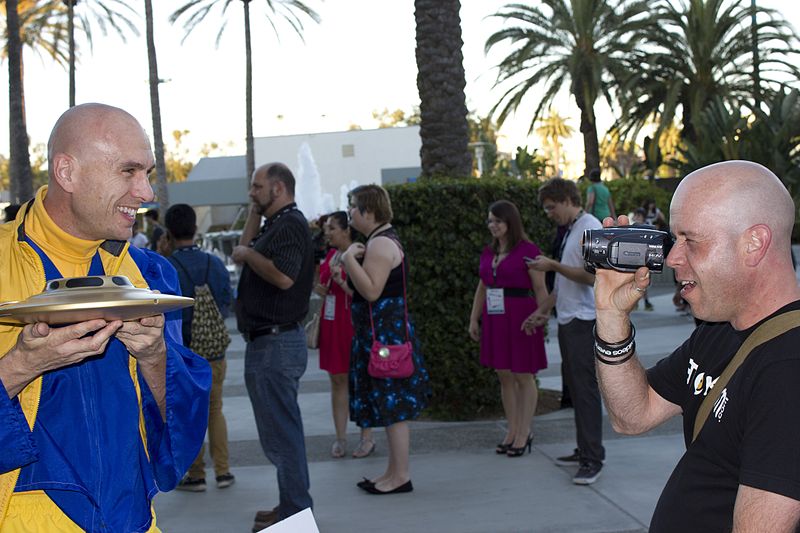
0, 275, 194, 325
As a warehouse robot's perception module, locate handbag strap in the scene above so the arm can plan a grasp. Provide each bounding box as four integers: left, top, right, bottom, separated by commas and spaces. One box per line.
692, 309, 800, 443
367, 247, 410, 345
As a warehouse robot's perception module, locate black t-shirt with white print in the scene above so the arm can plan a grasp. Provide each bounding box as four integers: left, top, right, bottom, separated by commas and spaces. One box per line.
646, 300, 800, 533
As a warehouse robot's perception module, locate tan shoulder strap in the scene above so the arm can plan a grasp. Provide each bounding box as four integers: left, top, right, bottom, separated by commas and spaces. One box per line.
692, 309, 800, 443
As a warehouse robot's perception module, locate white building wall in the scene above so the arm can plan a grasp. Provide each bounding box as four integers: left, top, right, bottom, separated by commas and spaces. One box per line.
175, 126, 422, 225
253, 126, 421, 211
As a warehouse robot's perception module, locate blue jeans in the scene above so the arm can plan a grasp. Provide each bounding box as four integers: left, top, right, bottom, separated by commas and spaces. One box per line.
244, 326, 312, 519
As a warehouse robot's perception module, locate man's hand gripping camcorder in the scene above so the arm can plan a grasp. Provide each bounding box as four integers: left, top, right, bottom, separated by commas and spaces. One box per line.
582, 225, 674, 274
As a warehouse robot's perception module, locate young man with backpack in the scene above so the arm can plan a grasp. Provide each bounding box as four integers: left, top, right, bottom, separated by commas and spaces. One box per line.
165, 204, 235, 492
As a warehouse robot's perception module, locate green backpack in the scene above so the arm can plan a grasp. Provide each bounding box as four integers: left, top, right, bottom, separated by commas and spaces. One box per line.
172, 254, 231, 360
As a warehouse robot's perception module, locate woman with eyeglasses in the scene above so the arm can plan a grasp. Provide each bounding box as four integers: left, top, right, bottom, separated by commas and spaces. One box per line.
469, 200, 549, 457
342, 184, 430, 495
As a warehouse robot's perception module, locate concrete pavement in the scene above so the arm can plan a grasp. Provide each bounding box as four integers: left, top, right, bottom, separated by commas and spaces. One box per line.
154, 288, 696, 532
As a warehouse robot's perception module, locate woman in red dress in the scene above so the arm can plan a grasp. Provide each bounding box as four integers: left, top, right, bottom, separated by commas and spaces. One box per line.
316, 211, 374, 458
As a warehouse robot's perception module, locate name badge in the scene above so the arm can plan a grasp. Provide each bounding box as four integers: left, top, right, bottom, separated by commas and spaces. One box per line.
324, 294, 336, 320
486, 288, 505, 315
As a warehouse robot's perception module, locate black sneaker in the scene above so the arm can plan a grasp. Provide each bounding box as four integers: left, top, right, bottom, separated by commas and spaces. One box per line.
573, 461, 602, 485
216, 473, 235, 489
555, 448, 581, 466
176, 476, 206, 492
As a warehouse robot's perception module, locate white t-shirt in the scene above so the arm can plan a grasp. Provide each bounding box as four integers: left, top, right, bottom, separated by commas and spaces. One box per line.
554, 212, 601, 325
130, 232, 150, 249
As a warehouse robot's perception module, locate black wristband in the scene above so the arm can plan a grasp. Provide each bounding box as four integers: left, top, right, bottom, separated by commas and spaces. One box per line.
595, 342, 636, 365
594, 339, 636, 359
593, 323, 635, 349
594, 323, 636, 365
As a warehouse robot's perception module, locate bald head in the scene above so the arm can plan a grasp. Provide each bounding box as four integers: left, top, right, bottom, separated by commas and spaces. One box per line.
667, 161, 799, 328
48, 103, 147, 177
673, 160, 795, 249
43, 103, 155, 241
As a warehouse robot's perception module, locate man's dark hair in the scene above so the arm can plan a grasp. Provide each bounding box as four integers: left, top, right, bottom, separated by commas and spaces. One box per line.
265, 162, 296, 196
538, 177, 582, 207
145, 209, 159, 222
589, 169, 601, 182
165, 204, 197, 241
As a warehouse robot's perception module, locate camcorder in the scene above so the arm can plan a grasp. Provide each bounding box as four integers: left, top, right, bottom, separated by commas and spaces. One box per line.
582, 225, 673, 273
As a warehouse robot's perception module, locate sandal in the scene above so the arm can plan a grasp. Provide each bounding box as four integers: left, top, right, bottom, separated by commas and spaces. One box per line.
352, 438, 376, 458
331, 439, 346, 458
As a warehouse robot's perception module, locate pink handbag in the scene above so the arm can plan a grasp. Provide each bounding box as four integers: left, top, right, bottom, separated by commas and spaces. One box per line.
367, 261, 414, 379
368, 340, 414, 379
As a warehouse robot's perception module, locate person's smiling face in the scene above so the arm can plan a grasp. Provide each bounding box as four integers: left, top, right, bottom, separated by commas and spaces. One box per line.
666, 180, 742, 323
486, 212, 508, 240
325, 217, 350, 250
68, 117, 155, 241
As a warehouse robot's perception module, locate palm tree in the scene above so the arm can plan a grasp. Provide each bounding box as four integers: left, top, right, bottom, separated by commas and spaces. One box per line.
535, 108, 573, 176
170, 0, 321, 182
486, 0, 651, 177
62, 0, 138, 107
617, 0, 800, 149
600, 129, 642, 178
143, 0, 167, 212
414, 0, 472, 178
467, 113, 499, 177
3, 0, 68, 202
4, 0, 32, 203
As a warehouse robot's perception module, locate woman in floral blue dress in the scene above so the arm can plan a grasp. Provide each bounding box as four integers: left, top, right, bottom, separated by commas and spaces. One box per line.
342, 184, 430, 495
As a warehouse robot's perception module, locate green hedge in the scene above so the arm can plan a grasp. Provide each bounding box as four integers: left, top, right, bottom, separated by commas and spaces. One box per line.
385, 176, 675, 420
386, 177, 553, 420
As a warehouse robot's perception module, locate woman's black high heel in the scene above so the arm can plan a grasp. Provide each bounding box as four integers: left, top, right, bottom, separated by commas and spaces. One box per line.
506, 434, 533, 457
495, 442, 511, 454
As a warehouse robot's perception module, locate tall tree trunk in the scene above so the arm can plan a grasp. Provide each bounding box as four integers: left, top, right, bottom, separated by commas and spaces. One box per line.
574, 89, 600, 176
553, 138, 561, 176
7, 0, 34, 203
67, 0, 76, 107
414, 0, 471, 178
680, 87, 697, 144
750, 0, 760, 109
145, 0, 168, 212
243, 0, 255, 182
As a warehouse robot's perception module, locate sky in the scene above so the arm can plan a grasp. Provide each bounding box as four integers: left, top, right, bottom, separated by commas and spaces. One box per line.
1, 0, 798, 174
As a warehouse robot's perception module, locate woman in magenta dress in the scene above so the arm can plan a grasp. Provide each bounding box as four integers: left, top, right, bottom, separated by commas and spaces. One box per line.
469, 200, 549, 457
316, 211, 374, 458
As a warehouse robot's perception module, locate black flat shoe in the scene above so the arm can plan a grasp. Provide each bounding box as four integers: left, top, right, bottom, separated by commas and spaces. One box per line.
356, 477, 375, 490
507, 433, 533, 457
363, 480, 413, 495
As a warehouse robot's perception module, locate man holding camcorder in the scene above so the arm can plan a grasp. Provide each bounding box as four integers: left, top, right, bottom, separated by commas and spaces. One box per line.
594, 160, 800, 532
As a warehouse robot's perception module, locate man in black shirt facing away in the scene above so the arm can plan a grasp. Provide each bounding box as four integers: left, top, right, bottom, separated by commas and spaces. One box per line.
231, 162, 314, 531
594, 160, 800, 532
